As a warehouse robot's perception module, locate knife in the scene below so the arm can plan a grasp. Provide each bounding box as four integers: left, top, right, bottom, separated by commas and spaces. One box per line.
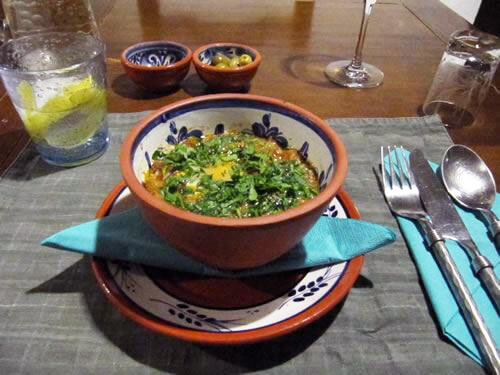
410, 149, 500, 312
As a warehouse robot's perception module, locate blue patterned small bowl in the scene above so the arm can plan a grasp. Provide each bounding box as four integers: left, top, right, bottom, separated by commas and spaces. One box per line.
121, 94, 347, 270
121, 41, 192, 91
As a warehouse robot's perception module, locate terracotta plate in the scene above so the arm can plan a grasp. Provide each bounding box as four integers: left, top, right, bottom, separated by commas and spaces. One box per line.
91, 182, 364, 345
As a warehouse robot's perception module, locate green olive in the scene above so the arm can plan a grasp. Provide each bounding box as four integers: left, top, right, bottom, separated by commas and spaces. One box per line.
229, 56, 240, 68
212, 53, 230, 66
239, 54, 253, 66
215, 62, 228, 69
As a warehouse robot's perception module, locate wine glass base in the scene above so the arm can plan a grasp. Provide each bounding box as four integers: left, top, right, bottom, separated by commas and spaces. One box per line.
325, 60, 384, 88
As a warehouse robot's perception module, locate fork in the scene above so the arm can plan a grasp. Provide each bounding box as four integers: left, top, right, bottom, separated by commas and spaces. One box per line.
379, 146, 500, 375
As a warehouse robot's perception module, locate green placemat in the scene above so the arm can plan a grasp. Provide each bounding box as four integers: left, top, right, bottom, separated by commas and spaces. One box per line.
0, 113, 484, 375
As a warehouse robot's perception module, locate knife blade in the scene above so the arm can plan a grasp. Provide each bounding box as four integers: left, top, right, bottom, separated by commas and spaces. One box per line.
410, 149, 500, 312
410, 150, 478, 243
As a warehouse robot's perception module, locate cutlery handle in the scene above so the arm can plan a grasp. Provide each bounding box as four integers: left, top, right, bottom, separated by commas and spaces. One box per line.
491, 220, 500, 249
460, 239, 500, 313
432, 240, 500, 375
478, 267, 500, 313
483, 211, 500, 249
420, 221, 500, 374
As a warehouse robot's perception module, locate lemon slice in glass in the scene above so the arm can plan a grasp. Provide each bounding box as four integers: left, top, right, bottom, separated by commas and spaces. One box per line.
17, 76, 107, 148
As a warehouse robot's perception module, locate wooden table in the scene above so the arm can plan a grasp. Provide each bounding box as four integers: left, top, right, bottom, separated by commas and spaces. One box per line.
1, 0, 498, 184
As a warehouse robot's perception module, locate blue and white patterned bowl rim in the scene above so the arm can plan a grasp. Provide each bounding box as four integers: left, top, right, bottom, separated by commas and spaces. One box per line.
125, 41, 189, 67
130, 97, 337, 191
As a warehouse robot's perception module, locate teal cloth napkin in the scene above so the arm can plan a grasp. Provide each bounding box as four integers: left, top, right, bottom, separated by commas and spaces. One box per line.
387, 150, 500, 366
42, 207, 396, 278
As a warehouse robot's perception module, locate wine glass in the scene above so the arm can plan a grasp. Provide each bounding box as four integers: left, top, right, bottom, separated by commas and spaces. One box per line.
325, 0, 384, 88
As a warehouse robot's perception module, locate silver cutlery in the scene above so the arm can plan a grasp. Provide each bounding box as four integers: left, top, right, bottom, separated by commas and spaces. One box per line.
379, 145, 500, 375
410, 149, 500, 313
441, 144, 500, 248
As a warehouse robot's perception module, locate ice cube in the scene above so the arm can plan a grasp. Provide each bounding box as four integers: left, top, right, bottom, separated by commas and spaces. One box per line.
21, 48, 62, 71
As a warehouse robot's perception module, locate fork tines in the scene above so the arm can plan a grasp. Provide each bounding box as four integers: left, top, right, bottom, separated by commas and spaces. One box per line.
380, 145, 414, 189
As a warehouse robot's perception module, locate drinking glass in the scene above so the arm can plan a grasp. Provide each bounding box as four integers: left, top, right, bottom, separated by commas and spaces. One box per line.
0, 0, 100, 42
0, 32, 109, 166
422, 29, 500, 128
325, 0, 384, 88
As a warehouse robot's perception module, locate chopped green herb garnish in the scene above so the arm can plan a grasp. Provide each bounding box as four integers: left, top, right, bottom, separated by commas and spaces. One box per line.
144, 132, 319, 218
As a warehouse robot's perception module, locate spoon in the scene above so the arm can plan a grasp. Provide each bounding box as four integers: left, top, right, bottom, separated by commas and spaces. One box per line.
441, 144, 500, 248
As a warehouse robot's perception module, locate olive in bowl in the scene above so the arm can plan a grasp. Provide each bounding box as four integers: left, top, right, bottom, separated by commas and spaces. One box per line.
121, 41, 192, 91
193, 43, 262, 91
120, 94, 347, 270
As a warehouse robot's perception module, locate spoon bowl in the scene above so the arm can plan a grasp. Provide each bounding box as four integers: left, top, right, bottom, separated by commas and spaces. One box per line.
441, 144, 500, 244
441, 145, 496, 212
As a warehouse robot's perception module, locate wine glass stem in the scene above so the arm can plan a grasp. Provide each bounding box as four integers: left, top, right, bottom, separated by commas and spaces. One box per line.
351, 0, 375, 69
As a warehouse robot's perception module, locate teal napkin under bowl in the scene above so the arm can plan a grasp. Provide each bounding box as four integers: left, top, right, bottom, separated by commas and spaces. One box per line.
389, 150, 500, 366
42, 207, 396, 278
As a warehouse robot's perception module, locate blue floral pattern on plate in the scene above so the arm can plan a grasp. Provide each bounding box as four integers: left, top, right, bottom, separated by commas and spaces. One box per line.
149, 299, 247, 332
279, 266, 345, 307
322, 199, 339, 217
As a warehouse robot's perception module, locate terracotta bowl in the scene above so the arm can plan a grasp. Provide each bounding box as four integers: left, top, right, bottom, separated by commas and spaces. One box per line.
120, 94, 347, 270
192, 43, 261, 90
120, 41, 192, 91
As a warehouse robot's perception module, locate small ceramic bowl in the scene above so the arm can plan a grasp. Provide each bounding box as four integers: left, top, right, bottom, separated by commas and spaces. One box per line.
120, 94, 347, 270
121, 41, 192, 91
193, 43, 261, 90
